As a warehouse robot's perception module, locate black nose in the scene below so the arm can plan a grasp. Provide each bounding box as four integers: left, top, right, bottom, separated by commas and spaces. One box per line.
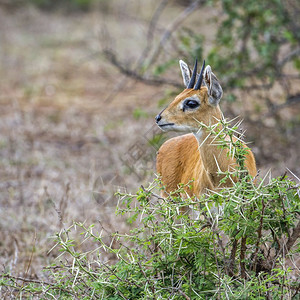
155, 114, 162, 123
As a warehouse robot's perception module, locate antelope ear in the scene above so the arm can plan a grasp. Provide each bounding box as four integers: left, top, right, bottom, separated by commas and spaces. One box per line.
179, 60, 191, 88
203, 65, 223, 106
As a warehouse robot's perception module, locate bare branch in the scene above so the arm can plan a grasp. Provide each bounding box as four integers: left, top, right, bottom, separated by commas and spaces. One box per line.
286, 219, 300, 252
101, 0, 205, 100
240, 236, 247, 279
178, 289, 191, 300
140, 184, 165, 200
278, 47, 300, 67
139, 0, 169, 65
103, 49, 181, 87
137, 260, 157, 298
252, 199, 265, 272
228, 238, 238, 276
2, 274, 74, 296
147, 0, 205, 67
264, 93, 300, 117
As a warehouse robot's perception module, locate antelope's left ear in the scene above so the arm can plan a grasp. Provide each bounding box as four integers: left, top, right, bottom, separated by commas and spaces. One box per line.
203, 65, 223, 106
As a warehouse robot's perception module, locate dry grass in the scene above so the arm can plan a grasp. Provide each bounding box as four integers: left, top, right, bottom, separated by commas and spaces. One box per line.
0, 5, 167, 278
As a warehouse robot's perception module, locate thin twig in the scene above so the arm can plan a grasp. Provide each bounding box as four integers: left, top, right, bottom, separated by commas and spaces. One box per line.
2, 274, 74, 296
178, 289, 191, 300
228, 238, 238, 276
102, 0, 170, 103
147, 0, 204, 67
137, 260, 157, 298
240, 236, 247, 279
141, 184, 165, 200
103, 49, 181, 87
286, 219, 300, 252
139, 0, 169, 65
23, 231, 37, 282
252, 198, 265, 272
278, 47, 300, 67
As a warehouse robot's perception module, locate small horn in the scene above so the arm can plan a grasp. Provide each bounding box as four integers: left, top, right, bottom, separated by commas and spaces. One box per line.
187, 59, 198, 89
194, 60, 205, 90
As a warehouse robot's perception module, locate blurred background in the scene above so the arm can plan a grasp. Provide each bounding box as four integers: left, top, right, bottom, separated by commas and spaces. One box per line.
0, 0, 299, 278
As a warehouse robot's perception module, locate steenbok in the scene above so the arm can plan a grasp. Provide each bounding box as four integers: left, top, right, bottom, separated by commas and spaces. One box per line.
155, 59, 256, 196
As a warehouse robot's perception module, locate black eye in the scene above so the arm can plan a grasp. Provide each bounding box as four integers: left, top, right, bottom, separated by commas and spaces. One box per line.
184, 99, 199, 110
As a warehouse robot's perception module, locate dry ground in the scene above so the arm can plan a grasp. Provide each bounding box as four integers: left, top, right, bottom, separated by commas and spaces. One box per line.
0, 5, 167, 277
0, 3, 299, 279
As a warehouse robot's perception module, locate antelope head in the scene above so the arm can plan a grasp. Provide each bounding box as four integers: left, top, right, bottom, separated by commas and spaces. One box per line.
155, 60, 223, 137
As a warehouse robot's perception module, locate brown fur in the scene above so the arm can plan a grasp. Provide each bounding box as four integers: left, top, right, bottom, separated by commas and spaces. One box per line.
156, 87, 257, 196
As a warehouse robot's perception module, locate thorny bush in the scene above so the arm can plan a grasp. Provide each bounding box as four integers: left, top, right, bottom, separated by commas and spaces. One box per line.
1, 119, 299, 299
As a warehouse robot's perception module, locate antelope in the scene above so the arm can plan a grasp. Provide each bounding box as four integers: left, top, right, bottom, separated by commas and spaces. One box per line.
155, 59, 256, 196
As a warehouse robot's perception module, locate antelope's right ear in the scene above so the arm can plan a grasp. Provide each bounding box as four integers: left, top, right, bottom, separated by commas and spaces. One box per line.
179, 60, 191, 88
203, 65, 223, 106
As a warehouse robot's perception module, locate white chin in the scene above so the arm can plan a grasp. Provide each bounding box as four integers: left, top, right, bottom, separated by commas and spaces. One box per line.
159, 124, 194, 133
158, 124, 174, 132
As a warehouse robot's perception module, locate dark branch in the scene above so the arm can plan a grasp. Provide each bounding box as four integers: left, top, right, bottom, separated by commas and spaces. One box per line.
265, 93, 300, 116
252, 198, 265, 273
103, 49, 182, 87
278, 47, 300, 67
147, 0, 205, 67
228, 238, 238, 276
240, 236, 247, 279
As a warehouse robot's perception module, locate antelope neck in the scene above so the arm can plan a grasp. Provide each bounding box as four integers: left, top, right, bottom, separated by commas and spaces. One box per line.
195, 126, 230, 181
